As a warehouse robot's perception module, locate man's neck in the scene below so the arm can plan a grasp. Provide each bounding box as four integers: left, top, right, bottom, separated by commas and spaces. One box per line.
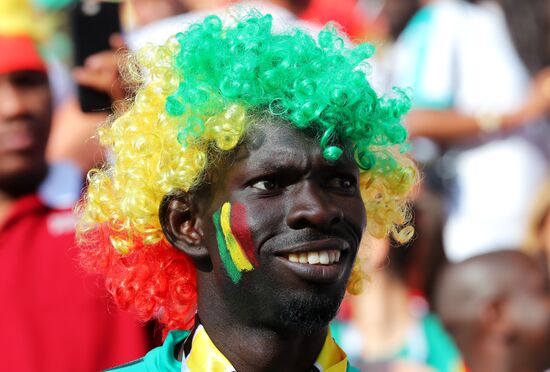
462, 341, 510, 372
466, 358, 512, 372
191, 301, 328, 372
0, 171, 46, 227
0, 191, 15, 227
209, 320, 326, 372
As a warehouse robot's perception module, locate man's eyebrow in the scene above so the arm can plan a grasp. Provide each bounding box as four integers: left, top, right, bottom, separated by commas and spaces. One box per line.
241, 161, 302, 172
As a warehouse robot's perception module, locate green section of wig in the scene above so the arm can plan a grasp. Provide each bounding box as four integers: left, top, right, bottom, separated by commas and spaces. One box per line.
165, 12, 411, 170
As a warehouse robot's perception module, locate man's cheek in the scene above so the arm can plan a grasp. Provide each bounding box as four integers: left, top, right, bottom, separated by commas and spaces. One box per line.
347, 200, 367, 233
229, 202, 260, 266
212, 202, 259, 284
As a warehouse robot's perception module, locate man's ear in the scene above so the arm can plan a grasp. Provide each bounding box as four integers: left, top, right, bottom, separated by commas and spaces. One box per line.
159, 190, 209, 260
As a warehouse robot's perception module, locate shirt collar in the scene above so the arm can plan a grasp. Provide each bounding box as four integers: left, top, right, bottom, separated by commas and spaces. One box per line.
1, 194, 46, 231
181, 321, 350, 372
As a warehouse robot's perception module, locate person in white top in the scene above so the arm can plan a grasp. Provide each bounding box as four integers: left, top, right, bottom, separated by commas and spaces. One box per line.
383, 0, 550, 261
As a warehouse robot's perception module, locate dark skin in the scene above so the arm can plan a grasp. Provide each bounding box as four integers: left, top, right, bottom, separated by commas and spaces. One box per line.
380, 0, 421, 40
436, 251, 550, 372
161, 120, 366, 371
0, 70, 51, 225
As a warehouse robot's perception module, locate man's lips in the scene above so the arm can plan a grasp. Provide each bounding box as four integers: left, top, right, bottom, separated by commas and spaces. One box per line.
273, 238, 351, 284
0, 127, 35, 154
286, 250, 341, 265
273, 237, 349, 255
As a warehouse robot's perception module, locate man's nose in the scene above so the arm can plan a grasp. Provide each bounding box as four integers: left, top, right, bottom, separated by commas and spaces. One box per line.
286, 181, 344, 230
0, 82, 27, 119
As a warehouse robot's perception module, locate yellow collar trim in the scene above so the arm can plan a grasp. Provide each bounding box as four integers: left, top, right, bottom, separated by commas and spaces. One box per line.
185, 325, 233, 372
315, 329, 349, 372
185, 325, 349, 372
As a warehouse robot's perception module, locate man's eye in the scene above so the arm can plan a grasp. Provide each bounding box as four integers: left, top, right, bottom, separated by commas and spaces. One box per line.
11, 71, 48, 88
327, 177, 356, 190
250, 180, 280, 191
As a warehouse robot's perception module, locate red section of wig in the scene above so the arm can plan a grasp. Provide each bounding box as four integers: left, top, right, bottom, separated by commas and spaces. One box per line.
80, 225, 197, 335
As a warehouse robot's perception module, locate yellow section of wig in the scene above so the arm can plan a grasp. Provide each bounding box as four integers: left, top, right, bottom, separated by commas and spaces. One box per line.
360, 151, 417, 242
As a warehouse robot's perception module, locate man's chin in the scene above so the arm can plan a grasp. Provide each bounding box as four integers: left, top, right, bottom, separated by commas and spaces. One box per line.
0, 162, 48, 196
277, 290, 344, 335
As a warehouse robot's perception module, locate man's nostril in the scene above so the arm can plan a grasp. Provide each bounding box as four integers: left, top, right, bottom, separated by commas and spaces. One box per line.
329, 209, 344, 225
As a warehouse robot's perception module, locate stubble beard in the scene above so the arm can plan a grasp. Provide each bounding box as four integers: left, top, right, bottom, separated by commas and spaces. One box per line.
277, 288, 345, 335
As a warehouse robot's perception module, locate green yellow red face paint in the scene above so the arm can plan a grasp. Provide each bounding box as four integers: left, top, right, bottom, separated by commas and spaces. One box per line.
212, 202, 259, 283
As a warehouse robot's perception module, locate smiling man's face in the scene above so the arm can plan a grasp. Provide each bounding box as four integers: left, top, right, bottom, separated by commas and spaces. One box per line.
192, 119, 366, 333
0, 70, 51, 194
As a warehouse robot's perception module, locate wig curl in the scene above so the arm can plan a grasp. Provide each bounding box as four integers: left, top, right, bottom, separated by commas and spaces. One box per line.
78, 11, 418, 332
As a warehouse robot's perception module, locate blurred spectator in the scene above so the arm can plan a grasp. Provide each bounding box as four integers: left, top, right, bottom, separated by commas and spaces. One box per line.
43, 0, 112, 175
468, 0, 550, 159
374, 0, 420, 41
435, 250, 550, 372
46, 96, 107, 174
331, 191, 462, 372
122, 0, 317, 49
0, 1, 153, 370
487, 0, 550, 76
381, 0, 550, 261
16, 0, 112, 176
300, 0, 379, 41
122, 0, 189, 28
390, 188, 448, 306
524, 175, 550, 277
73, 0, 322, 114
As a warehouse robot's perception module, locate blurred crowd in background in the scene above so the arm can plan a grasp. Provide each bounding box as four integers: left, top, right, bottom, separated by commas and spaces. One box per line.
2, 0, 550, 371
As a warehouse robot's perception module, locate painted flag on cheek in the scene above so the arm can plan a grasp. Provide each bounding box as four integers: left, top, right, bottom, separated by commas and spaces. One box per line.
229, 202, 259, 267
213, 202, 258, 283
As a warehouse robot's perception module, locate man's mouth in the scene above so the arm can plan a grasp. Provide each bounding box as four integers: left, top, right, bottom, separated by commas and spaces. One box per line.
284, 250, 341, 265
273, 238, 351, 284
0, 126, 35, 154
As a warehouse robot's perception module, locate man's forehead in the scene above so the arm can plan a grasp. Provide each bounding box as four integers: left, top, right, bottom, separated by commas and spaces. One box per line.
233, 119, 357, 169
243, 118, 316, 148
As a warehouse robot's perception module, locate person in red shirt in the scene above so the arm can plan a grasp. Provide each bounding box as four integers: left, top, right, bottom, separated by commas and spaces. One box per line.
0, 16, 152, 372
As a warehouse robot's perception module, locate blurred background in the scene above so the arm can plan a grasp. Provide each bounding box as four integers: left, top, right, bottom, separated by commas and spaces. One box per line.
2, 0, 550, 371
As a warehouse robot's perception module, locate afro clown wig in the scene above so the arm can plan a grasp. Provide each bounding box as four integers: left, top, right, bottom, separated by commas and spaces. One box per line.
77, 11, 418, 333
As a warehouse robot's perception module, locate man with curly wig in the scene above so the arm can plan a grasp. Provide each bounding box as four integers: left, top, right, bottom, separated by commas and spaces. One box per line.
78, 11, 417, 372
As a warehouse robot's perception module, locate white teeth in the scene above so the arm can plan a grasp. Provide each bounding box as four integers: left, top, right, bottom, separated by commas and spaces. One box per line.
319, 251, 329, 264
307, 251, 320, 264
286, 250, 341, 265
